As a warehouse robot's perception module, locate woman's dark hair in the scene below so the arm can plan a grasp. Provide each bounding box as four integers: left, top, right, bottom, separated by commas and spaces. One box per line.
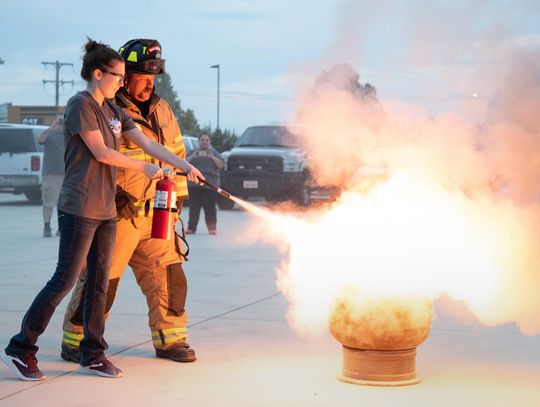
80, 38, 123, 81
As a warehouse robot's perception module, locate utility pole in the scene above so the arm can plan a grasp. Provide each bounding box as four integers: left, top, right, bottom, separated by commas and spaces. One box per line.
42, 60, 74, 107
210, 64, 220, 129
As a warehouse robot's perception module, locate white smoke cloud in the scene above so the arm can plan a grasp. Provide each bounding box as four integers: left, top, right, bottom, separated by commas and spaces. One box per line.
274, 1, 540, 336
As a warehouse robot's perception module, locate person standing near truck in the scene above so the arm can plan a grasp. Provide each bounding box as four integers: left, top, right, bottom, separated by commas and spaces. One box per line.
38, 115, 65, 237
186, 134, 224, 235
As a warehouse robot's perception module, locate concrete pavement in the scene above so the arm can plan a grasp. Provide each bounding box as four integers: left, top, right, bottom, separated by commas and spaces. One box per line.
0, 194, 539, 406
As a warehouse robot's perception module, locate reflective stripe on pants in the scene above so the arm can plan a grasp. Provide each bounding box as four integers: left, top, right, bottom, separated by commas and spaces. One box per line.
152, 327, 188, 347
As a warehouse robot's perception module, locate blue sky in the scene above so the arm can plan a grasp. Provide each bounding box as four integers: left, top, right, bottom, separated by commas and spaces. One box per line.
1, 0, 540, 133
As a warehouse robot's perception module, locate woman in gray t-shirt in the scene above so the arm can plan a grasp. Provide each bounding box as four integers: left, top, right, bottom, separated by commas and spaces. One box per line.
1, 39, 203, 381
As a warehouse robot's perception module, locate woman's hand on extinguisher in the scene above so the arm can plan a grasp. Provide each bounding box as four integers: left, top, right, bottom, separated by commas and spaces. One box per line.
144, 163, 164, 179
184, 163, 205, 184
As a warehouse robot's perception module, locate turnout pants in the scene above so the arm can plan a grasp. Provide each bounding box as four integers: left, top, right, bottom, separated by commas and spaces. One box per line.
62, 215, 189, 350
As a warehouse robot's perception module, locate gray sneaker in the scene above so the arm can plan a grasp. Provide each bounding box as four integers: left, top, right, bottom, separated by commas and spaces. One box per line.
79, 358, 123, 378
1, 350, 46, 381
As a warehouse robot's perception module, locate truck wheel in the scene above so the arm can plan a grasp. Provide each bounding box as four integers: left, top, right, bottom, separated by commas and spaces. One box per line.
294, 185, 311, 207
25, 189, 42, 204
217, 195, 235, 210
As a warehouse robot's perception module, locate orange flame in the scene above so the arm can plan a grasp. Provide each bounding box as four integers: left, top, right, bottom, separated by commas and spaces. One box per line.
240, 172, 540, 337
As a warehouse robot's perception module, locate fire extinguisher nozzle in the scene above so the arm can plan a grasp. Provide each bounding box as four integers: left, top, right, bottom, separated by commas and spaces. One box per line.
219, 190, 231, 199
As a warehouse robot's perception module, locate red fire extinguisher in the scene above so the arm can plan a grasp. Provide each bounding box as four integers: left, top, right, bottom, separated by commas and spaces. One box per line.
151, 170, 177, 240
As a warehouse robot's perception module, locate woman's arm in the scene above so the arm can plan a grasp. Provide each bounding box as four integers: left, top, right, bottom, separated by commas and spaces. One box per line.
123, 128, 204, 182
79, 130, 162, 179
38, 118, 63, 144
37, 129, 51, 145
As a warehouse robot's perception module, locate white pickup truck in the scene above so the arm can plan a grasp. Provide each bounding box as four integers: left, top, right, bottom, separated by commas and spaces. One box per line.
0, 123, 47, 203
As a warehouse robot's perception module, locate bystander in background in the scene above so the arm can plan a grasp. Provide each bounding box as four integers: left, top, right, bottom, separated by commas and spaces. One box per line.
38, 115, 65, 237
186, 134, 224, 235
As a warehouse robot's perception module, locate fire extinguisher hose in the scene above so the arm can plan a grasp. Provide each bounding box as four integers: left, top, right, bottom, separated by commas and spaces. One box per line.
174, 171, 232, 200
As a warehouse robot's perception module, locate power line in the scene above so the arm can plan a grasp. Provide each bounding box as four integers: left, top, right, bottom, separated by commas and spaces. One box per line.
41, 60, 74, 107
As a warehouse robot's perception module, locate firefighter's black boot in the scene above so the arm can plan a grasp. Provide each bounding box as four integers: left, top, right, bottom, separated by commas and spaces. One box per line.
155, 342, 196, 363
61, 343, 81, 363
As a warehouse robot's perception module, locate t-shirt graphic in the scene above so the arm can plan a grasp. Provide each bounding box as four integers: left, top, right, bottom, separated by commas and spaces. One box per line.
109, 118, 122, 138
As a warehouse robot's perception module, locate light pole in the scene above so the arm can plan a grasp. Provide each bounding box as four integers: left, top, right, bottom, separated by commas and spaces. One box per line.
210, 64, 220, 129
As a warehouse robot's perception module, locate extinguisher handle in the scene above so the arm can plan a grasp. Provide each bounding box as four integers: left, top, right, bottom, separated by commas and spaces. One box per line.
174, 171, 232, 200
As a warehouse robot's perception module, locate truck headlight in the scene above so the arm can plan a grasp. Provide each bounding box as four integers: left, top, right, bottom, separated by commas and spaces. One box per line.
283, 158, 301, 172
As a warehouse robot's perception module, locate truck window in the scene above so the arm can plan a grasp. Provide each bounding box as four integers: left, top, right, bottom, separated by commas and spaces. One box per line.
0, 129, 41, 153
236, 126, 301, 148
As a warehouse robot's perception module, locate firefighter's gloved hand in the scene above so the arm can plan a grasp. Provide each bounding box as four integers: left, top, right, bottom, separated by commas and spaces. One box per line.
115, 187, 138, 219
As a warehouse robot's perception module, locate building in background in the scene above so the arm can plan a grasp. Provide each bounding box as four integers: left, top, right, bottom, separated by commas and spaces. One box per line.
0, 103, 64, 125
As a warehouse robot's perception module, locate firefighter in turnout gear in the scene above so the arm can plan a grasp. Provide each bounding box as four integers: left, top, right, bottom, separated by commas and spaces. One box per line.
61, 39, 196, 363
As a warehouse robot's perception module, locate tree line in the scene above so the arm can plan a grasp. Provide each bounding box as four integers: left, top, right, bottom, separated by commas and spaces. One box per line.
154, 74, 238, 152
154, 65, 378, 153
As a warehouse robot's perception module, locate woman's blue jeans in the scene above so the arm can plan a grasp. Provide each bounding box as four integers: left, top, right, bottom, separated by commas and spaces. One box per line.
6, 210, 117, 365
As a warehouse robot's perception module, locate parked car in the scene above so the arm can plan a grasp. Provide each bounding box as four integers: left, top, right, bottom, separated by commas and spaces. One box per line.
182, 135, 199, 157
179, 135, 199, 208
220, 125, 312, 209
0, 123, 47, 203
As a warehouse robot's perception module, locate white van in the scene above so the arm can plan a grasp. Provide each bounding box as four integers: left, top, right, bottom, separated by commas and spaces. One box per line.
0, 123, 48, 203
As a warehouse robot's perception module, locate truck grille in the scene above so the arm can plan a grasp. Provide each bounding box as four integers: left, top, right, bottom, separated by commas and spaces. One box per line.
228, 156, 283, 173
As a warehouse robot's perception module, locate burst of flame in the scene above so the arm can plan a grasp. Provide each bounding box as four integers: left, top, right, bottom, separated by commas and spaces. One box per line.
231, 46, 540, 339
239, 171, 540, 337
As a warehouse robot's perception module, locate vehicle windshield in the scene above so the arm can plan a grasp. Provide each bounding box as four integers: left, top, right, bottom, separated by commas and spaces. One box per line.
0, 129, 43, 153
236, 126, 301, 148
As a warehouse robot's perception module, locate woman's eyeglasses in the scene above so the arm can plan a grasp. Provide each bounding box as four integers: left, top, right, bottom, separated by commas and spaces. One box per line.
101, 68, 126, 83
